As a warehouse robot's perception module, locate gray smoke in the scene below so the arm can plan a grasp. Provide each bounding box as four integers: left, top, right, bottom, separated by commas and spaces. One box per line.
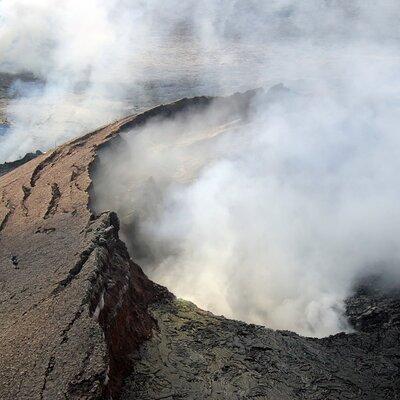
2, 1, 400, 336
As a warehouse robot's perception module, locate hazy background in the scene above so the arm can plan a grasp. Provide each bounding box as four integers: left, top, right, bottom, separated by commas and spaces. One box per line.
2, 1, 400, 336
2, 1, 400, 162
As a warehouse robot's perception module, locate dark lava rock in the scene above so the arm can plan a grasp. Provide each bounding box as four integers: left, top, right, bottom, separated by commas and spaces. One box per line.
346, 276, 400, 333
0, 150, 43, 177
120, 298, 400, 400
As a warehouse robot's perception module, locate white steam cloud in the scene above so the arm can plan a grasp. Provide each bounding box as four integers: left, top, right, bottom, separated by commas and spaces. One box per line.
4, 1, 400, 162
2, 1, 400, 336
93, 77, 400, 337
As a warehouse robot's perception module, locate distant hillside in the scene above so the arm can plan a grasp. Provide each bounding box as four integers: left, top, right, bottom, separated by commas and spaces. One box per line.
0, 150, 43, 177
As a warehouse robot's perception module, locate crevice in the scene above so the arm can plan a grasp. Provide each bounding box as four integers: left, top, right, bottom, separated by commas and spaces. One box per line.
79, 347, 94, 376
52, 243, 96, 295
21, 185, 31, 216
0, 199, 14, 233
30, 149, 62, 187
40, 356, 55, 400
43, 183, 61, 219
60, 305, 85, 344
35, 227, 56, 234
0, 209, 11, 233
66, 140, 86, 155
70, 164, 85, 184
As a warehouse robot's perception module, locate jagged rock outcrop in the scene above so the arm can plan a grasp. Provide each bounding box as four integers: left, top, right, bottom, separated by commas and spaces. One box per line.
0, 91, 399, 400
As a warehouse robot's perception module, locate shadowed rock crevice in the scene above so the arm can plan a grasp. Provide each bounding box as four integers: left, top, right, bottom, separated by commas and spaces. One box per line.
21, 185, 31, 216
43, 183, 61, 219
60, 305, 85, 344
40, 356, 56, 400
52, 234, 97, 295
30, 149, 61, 187
70, 164, 86, 191
0, 208, 11, 233
0, 198, 14, 233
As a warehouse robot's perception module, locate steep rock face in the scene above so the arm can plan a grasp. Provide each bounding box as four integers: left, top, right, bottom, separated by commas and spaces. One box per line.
0, 92, 399, 400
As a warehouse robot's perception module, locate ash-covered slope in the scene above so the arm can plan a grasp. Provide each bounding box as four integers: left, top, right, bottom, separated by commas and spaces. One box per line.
0, 92, 399, 400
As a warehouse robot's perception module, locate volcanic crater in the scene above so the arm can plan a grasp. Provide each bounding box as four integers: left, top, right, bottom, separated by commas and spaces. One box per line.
0, 90, 399, 400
